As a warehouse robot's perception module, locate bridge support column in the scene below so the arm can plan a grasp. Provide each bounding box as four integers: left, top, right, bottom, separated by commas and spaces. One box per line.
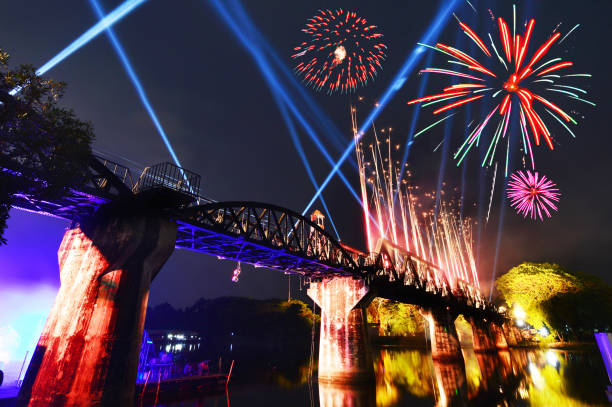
490, 323, 508, 349
421, 308, 463, 362
502, 322, 518, 346
17, 213, 176, 407
468, 317, 496, 352
307, 277, 372, 383
431, 359, 468, 407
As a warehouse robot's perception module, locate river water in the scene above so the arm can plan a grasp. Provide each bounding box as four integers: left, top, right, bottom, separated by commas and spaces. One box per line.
144, 347, 610, 407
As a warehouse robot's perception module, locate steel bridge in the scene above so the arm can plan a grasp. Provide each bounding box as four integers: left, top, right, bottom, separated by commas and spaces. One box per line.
9, 154, 499, 320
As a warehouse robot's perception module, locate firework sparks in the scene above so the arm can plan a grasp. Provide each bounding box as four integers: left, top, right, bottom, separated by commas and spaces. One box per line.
407, 6, 593, 169
507, 170, 560, 220
292, 9, 387, 94
351, 107, 480, 289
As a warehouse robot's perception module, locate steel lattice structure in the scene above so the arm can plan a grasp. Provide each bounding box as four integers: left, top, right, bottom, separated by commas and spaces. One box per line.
7, 155, 500, 320
175, 202, 360, 276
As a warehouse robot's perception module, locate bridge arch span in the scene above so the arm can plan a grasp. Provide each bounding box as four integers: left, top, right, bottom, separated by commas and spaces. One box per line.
173, 201, 361, 276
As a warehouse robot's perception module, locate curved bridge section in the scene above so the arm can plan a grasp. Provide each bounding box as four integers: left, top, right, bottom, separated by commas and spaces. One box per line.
174, 202, 360, 276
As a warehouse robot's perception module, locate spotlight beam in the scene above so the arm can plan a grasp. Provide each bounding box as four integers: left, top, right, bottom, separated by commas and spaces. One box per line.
303, 0, 460, 215
209, 0, 381, 231
88, 0, 184, 169
227, 0, 350, 157
274, 92, 342, 241
9, 0, 147, 96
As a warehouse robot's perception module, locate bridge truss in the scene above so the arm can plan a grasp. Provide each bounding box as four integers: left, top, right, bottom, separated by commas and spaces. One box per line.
8, 155, 499, 318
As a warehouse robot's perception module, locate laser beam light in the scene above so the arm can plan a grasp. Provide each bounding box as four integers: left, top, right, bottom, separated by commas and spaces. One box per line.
407, 5, 593, 172
9, 0, 147, 96
507, 170, 560, 220
88, 0, 184, 171
292, 9, 387, 94
352, 113, 480, 289
303, 0, 460, 214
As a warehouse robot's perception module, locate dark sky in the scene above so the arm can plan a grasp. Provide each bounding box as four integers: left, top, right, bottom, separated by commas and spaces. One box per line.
1, 0, 610, 308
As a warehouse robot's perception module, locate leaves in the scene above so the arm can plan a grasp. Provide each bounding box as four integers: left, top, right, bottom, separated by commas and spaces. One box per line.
496, 262, 612, 340
0, 48, 94, 244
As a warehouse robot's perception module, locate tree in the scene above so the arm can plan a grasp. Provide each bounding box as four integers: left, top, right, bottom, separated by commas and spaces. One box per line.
0, 49, 94, 244
367, 298, 425, 336
496, 262, 612, 341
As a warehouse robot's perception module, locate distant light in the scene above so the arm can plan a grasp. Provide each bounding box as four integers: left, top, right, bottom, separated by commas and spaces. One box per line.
546, 350, 559, 367
513, 304, 526, 320
516, 319, 525, 327
538, 326, 550, 337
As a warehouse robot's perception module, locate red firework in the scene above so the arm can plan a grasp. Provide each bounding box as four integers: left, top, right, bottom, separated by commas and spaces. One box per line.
292, 9, 387, 94
507, 170, 560, 220
407, 9, 593, 169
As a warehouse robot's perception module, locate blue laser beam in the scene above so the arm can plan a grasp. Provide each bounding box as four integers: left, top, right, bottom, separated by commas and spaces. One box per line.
9, 0, 147, 96
303, 0, 460, 214
274, 93, 341, 241
88, 0, 184, 170
226, 0, 353, 159
209, 0, 380, 230
394, 51, 434, 205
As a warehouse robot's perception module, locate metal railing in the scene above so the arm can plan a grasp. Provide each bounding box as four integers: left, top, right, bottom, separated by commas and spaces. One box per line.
133, 162, 201, 199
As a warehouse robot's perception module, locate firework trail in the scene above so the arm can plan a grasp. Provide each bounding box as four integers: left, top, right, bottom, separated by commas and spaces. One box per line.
292, 9, 387, 94
407, 6, 593, 170
507, 170, 560, 220
352, 108, 480, 289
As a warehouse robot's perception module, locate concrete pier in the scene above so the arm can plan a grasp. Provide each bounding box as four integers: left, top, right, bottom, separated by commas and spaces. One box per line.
17, 213, 176, 406
422, 309, 463, 362
308, 277, 373, 383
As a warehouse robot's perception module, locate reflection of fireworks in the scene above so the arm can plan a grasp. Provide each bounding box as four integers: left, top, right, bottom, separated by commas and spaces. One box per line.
352, 108, 479, 289
507, 170, 560, 220
292, 9, 386, 94
407, 8, 593, 171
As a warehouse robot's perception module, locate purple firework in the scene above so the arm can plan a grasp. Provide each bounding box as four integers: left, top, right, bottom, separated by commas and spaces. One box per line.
507, 170, 560, 220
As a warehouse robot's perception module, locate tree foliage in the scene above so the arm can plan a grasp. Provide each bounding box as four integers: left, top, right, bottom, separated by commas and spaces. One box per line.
0, 49, 94, 244
367, 298, 425, 336
496, 262, 612, 341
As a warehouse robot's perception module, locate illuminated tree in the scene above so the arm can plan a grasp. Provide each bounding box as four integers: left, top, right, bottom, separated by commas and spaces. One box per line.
0, 49, 93, 244
496, 262, 612, 341
367, 298, 425, 336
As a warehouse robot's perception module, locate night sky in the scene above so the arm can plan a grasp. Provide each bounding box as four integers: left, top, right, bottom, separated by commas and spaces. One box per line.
1, 0, 610, 311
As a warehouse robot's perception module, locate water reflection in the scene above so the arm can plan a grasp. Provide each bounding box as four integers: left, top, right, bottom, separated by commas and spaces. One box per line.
152, 348, 610, 406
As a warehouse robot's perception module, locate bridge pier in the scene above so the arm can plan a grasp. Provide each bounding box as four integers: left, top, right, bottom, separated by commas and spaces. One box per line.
421, 309, 463, 362
307, 277, 373, 383
431, 359, 468, 407
468, 317, 496, 352
468, 318, 508, 352
490, 322, 509, 349
17, 212, 176, 406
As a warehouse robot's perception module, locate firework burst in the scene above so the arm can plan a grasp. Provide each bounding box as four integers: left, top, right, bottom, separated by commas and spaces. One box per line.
407, 7, 593, 171
292, 9, 387, 94
507, 170, 560, 220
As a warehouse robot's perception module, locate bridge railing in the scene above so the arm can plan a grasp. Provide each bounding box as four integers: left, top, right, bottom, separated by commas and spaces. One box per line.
133, 162, 201, 199
94, 155, 135, 190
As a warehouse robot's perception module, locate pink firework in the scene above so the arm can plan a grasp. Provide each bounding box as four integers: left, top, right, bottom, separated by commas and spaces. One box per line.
507, 170, 560, 220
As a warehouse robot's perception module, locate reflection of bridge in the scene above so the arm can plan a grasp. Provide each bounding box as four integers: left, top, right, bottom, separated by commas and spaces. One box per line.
12, 156, 516, 406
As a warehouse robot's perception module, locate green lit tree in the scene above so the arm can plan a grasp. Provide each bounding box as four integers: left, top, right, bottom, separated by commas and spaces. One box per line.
496, 262, 612, 341
0, 49, 94, 244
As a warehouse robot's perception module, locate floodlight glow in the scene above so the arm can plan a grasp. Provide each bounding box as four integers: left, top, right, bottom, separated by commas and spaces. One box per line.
304, 0, 460, 214
210, 0, 379, 230
275, 97, 341, 241
88, 0, 184, 170
227, 0, 351, 158
9, 0, 147, 96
